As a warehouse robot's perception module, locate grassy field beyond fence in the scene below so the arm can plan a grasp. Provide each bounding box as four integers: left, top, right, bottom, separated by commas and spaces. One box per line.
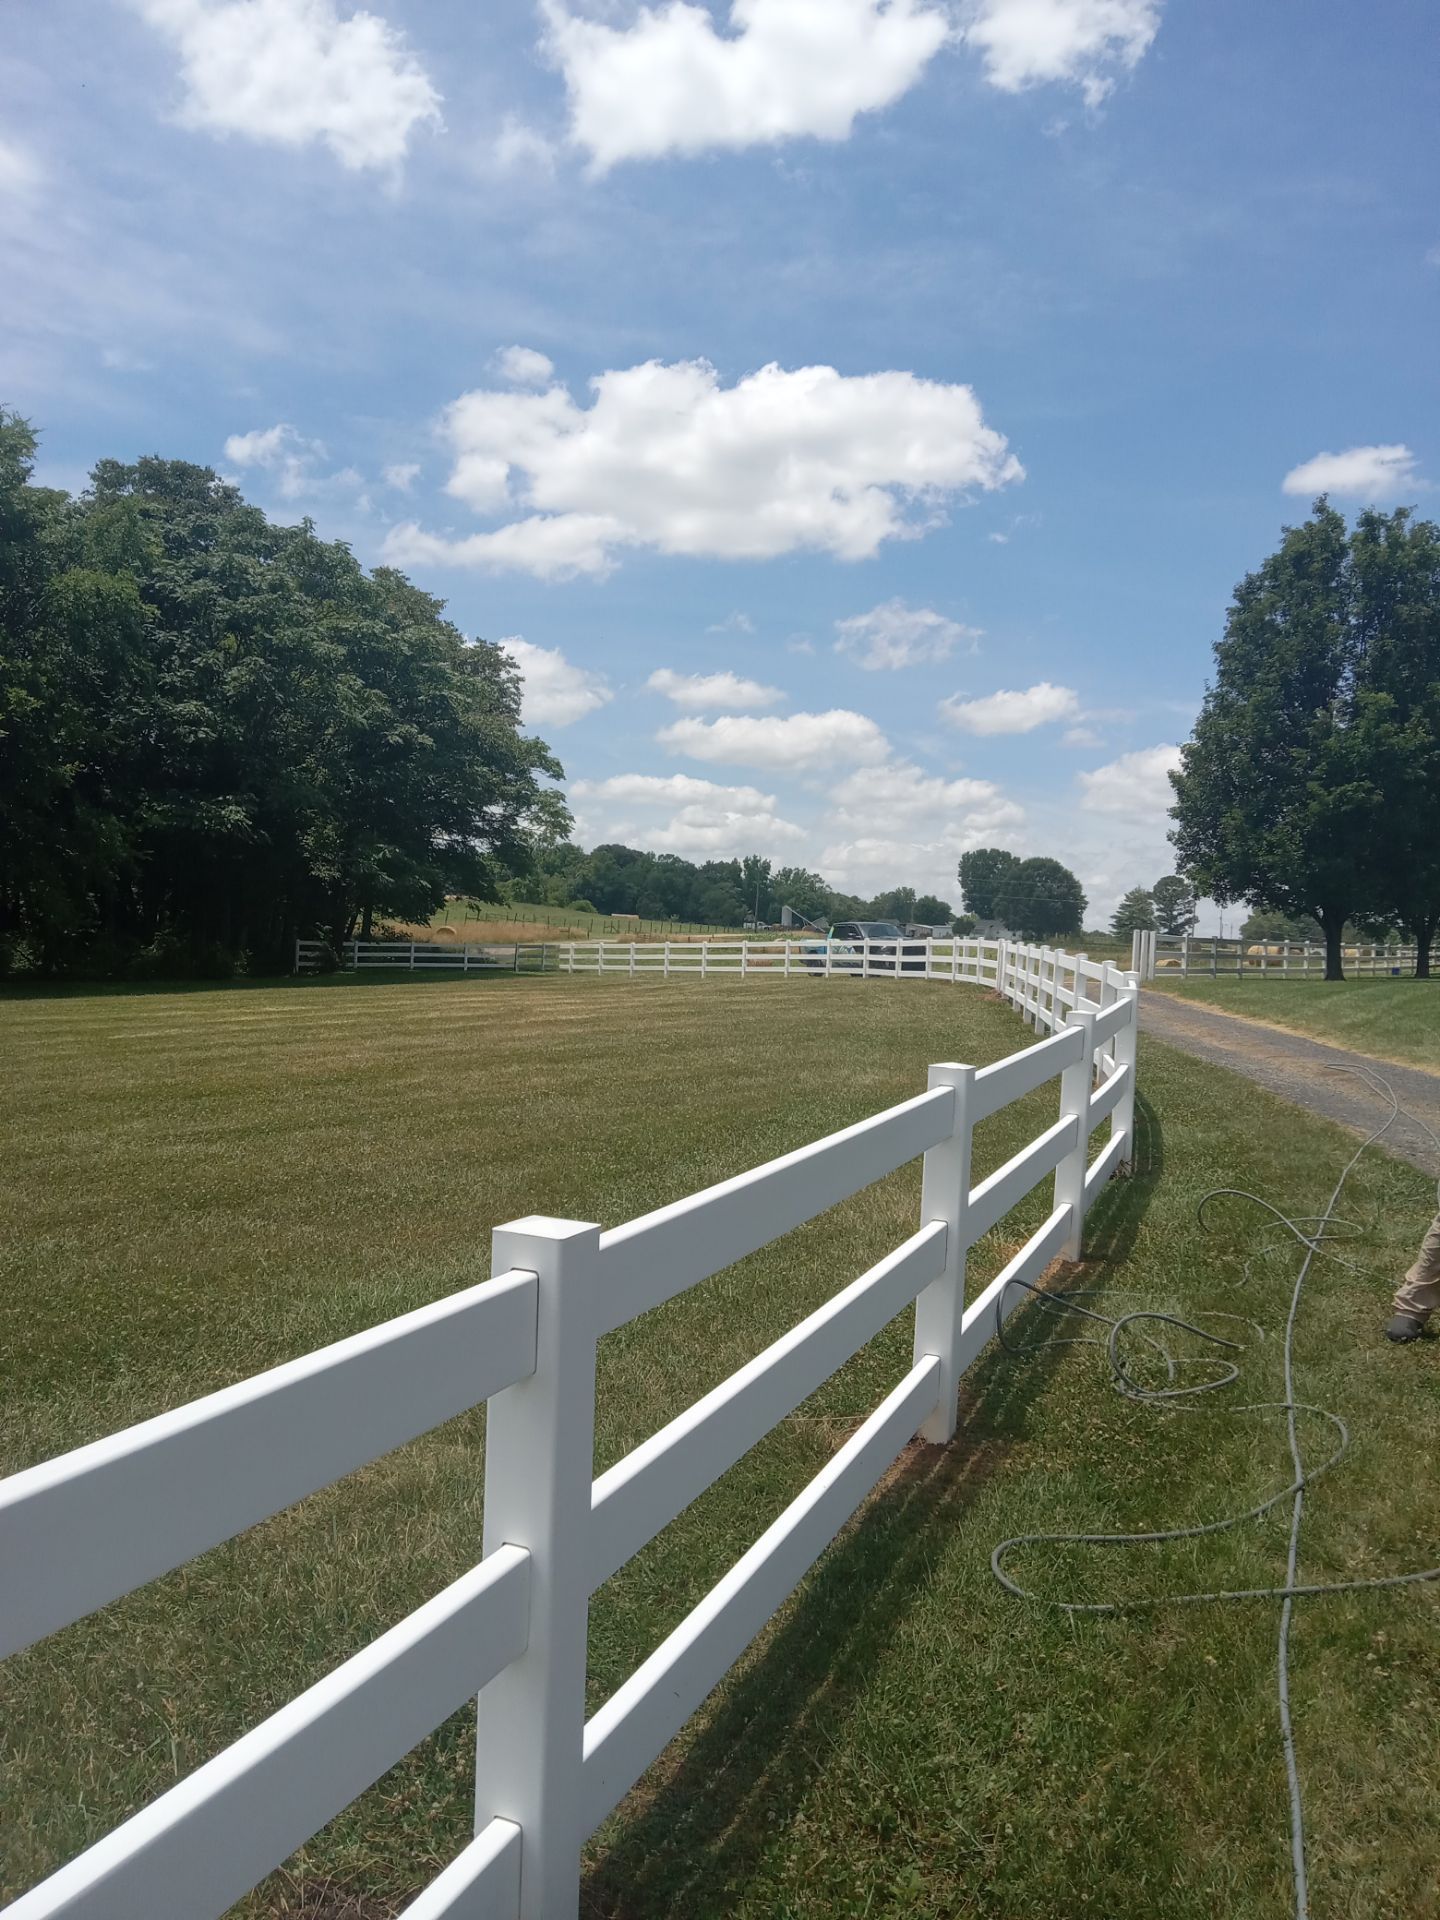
1150, 974, 1440, 1071
3, 973, 1438, 1918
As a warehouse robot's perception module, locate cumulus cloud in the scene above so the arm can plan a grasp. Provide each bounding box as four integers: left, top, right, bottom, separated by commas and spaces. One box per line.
939, 680, 1079, 735
963, 0, 1162, 107
384, 356, 1022, 580
1281, 443, 1423, 501
131, 0, 442, 170
1062, 724, 1102, 747
1076, 743, 1181, 815
383, 461, 420, 491
224, 421, 330, 497
570, 772, 807, 856
834, 598, 981, 670
542, 0, 951, 170
647, 668, 785, 711
498, 636, 612, 727
820, 761, 1026, 899
706, 611, 755, 634
659, 708, 890, 771
493, 344, 556, 388
829, 762, 1025, 833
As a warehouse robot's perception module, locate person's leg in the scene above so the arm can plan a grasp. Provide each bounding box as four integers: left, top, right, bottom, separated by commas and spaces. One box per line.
1386, 1209, 1440, 1341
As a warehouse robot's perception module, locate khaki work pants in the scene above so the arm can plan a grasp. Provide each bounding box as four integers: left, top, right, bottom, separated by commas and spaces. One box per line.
1393, 1209, 1440, 1321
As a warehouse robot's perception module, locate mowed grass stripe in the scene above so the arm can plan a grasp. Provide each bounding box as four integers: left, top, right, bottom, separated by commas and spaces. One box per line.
2, 974, 1437, 1918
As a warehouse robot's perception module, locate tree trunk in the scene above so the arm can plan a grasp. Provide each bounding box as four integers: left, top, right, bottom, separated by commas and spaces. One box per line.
361, 900, 374, 940
1319, 909, 1346, 982
1417, 921, 1434, 981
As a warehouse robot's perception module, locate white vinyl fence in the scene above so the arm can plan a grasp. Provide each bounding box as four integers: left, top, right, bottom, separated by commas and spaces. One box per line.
1129, 929, 1418, 980
295, 938, 559, 973
1, 946, 1140, 1920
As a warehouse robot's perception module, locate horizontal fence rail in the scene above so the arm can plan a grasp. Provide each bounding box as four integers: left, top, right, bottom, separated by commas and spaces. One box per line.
1130, 928, 1420, 980
4, 944, 1139, 1920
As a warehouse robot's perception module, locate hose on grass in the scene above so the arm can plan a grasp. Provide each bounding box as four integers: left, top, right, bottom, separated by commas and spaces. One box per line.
987, 1065, 1440, 1920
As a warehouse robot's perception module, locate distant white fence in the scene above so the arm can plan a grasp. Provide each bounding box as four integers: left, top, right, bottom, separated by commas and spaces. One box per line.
295, 938, 559, 973
1, 946, 1139, 1920
1129, 929, 1418, 980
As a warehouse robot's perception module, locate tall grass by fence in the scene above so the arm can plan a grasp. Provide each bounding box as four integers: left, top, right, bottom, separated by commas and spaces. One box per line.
1, 945, 1139, 1920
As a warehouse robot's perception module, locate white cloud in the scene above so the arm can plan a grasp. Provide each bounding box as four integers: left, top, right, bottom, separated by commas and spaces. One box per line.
647, 668, 785, 711
1061, 724, 1102, 747
705, 611, 755, 634
834, 598, 981, 671
1076, 743, 1181, 815
659, 708, 890, 771
0, 135, 41, 198
223, 421, 329, 498
829, 762, 1025, 834
940, 680, 1079, 735
132, 0, 441, 170
543, 0, 952, 170
383, 461, 421, 491
963, 0, 1162, 107
498, 636, 612, 727
385, 356, 1022, 579
570, 773, 806, 857
493, 114, 560, 174
1281, 443, 1423, 501
493, 344, 556, 388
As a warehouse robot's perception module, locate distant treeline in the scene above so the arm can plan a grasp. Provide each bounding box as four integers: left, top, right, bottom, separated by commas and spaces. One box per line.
523, 843, 956, 931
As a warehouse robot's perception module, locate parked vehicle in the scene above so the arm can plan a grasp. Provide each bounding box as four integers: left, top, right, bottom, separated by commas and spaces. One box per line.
802, 920, 930, 974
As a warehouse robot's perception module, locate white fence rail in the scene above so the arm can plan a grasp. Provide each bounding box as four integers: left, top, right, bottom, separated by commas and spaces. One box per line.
2, 945, 1140, 1920
296, 939, 559, 973
1130, 928, 1418, 980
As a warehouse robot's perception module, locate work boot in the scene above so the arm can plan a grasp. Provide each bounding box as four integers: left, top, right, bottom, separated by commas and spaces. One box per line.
1384, 1312, 1429, 1343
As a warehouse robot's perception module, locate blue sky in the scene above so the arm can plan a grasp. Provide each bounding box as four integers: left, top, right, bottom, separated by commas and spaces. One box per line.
4, 0, 1436, 927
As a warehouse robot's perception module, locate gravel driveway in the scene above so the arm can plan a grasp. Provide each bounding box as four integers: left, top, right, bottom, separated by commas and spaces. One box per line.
1140, 991, 1440, 1181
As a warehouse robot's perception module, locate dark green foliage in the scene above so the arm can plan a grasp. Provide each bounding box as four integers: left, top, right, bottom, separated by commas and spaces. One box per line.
1110, 886, 1157, 937
1151, 874, 1198, 935
994, 856, 1087, 940
957, 846, 1020, 919
1171, 499, 1440, 979
910, 893, 953, 924
0, 418, 563, 975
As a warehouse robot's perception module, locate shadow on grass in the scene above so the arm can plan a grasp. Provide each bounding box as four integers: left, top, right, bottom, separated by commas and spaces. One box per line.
581, 1096, 1164, 1919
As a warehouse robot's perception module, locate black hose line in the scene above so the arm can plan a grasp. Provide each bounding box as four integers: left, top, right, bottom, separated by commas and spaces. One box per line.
986, 1065, 1440, 1920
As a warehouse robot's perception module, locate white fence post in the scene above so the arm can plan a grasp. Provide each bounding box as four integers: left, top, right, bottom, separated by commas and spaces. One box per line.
912, 1063, 975, 1444
1054, 1008, 1095, 1260
474, 1215, 600, 1920
1113, 972, 1140, 1170
663, 941, 671, 978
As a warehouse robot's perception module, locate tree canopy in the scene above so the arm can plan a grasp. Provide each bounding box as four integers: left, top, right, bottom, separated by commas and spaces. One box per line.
957, 847, 1020, 920
1110, 887, 1157, 937
1170, 499, 1440, 977
0, 415, 564, 976
1151, 874, 1198, 936
994, 857, 1087, 941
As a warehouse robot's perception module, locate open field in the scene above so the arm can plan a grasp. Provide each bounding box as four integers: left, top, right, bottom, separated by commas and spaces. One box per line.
1150, 975, 1440, 1073
3, 973, 1438, 1918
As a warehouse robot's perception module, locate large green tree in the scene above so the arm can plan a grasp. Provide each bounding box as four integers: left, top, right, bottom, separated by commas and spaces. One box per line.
0, 431, 565, 975
1348, 507, 1440, 977
994, 857, 1087, 941
957, 847, 1020, 920
1169, 500, 1392, 981
1110, 887, 1157, 937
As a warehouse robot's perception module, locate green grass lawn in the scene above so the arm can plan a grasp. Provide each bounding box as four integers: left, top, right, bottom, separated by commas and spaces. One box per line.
3, 973, 1438, 1918
1150, 974, 1440, 1071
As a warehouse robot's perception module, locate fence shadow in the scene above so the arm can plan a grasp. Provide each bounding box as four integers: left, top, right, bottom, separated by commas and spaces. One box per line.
581, 1096, 1165, 1920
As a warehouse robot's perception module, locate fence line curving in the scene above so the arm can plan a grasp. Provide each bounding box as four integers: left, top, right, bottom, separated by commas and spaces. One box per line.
2, 945, 1140, 1920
